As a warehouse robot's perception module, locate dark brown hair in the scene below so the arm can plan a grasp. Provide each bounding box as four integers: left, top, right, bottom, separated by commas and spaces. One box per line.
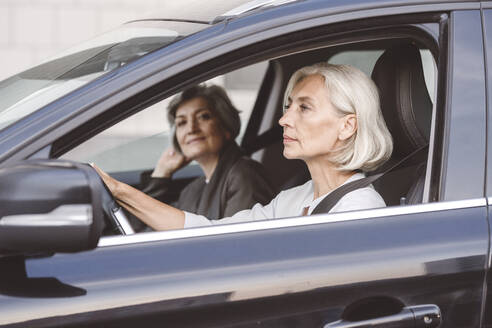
167, 84, 241, 152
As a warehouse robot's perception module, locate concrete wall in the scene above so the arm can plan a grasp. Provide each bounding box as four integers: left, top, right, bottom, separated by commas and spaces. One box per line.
0, 0, 162, 81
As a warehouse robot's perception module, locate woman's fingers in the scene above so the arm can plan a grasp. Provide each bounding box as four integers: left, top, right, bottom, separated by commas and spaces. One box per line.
152, 147, 188, 178
90, 163, 118, 196
91, 163, 108, 180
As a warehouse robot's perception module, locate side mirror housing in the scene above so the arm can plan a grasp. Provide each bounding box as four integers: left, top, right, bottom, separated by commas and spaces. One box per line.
0, 160, 104, 254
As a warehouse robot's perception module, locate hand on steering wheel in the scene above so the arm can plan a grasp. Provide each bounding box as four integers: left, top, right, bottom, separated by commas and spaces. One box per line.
90, 163, 134, 235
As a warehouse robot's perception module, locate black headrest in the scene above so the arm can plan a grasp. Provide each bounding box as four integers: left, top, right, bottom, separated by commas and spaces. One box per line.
371, 44, 432, 159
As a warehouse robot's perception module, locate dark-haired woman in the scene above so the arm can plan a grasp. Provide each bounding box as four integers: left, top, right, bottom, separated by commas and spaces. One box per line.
140, 84, 276, 221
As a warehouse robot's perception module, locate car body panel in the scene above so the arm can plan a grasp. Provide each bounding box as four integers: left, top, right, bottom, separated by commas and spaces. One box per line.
0, 202, 488, 327
441, 10, 486, 201
478, 7, 492, 328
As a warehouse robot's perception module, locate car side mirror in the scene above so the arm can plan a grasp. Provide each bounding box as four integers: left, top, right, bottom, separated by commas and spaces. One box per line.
0, 159, 104, 255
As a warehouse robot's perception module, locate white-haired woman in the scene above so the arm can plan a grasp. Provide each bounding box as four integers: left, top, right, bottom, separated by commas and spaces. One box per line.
94, 63, 392, 230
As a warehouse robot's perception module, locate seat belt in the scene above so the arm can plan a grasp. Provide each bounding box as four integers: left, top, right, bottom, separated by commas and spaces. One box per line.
311, 145, 429, 215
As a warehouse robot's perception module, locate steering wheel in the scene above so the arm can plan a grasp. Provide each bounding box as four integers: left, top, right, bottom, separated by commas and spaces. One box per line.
95, 168, 135, 235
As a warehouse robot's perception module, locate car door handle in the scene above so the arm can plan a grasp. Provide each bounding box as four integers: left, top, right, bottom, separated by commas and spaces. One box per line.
323, 304, 441, 328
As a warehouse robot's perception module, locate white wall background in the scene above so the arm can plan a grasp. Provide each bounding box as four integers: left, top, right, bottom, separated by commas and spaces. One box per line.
0, 0, 165, 81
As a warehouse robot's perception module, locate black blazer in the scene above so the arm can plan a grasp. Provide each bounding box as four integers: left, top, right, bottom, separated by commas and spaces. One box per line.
142, 142, 277, 220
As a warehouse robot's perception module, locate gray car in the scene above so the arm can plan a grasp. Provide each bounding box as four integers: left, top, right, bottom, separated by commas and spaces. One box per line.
0, 0, 490, 327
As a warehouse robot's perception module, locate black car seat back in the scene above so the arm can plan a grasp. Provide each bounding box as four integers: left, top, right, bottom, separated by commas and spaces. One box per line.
370, 43, 433, 205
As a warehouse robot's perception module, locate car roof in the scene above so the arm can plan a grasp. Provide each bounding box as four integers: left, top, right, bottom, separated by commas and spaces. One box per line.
133, 0, 481, 24
135, 0, 299, 23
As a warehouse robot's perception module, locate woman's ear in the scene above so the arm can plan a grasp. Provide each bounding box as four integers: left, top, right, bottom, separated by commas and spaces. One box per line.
224, 130, 232, 140
338, 114, 357, 141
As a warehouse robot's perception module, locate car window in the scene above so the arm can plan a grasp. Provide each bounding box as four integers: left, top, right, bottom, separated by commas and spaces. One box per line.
61, 61, 268, 172
53, 17, 440, 237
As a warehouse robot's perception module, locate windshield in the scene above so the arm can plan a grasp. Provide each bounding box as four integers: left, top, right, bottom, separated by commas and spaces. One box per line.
0, 20, 208, 130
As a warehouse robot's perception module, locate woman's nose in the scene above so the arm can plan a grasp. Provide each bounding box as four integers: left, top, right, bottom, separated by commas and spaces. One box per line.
279, 106, 293, 127
187, 117, 200, 133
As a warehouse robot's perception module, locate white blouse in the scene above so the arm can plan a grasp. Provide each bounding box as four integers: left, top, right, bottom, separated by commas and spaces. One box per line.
184, 172, 386, 228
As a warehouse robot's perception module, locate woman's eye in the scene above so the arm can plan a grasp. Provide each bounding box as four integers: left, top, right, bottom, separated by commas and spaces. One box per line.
198, 113, 212, 121
176, 120, 186, 127
300, 104, 310, 112
283, 104, 291, 112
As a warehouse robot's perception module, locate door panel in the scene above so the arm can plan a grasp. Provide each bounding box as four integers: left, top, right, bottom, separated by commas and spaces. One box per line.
442, 10, 487, 201
0, 205, 487, 327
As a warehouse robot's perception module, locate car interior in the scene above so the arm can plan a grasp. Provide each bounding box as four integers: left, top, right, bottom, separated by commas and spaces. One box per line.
54, 21, 438, 235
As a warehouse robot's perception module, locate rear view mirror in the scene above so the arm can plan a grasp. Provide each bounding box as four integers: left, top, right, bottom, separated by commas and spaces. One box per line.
0, 160, 104, 254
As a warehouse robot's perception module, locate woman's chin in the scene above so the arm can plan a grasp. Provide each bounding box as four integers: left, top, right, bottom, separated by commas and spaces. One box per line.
283, 150, 299, 160
182, 149, 202, 160
183, 148, 217, 162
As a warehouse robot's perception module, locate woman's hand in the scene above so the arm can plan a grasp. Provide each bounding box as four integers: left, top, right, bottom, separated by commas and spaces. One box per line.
90, 163, 121, 198
91, 162, 186, 230
151, 147, 190, 178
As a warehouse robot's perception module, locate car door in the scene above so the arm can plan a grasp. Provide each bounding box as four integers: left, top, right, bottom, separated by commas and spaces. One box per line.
0, 2, 489, 328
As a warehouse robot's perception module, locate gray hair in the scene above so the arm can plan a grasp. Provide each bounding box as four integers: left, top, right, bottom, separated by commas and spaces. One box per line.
284, 63, 393, 172
167, 84, 241, 152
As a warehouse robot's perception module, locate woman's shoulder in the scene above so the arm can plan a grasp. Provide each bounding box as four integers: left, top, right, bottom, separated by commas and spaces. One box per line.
224, 156, 277, 200
280, 179, 312, 194
332, 186, 386, 213
180, 176, 206, 195
274, 179, 313, 202
227, 156, 273, 185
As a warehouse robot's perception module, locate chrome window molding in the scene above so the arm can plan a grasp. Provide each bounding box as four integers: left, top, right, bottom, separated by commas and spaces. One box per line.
98, 198, 486, 247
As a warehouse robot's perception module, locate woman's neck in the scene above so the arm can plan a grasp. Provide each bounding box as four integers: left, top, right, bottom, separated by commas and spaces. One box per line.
305, 158, 356, 199
196, 154, 220, 181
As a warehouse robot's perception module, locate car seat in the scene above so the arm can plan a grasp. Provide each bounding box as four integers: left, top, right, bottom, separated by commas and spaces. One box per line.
370, 43, 433, 205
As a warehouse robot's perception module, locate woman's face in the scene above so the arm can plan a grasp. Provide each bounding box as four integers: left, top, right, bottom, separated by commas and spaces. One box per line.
175, 97, 230, 161
279, 74, 356, 162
